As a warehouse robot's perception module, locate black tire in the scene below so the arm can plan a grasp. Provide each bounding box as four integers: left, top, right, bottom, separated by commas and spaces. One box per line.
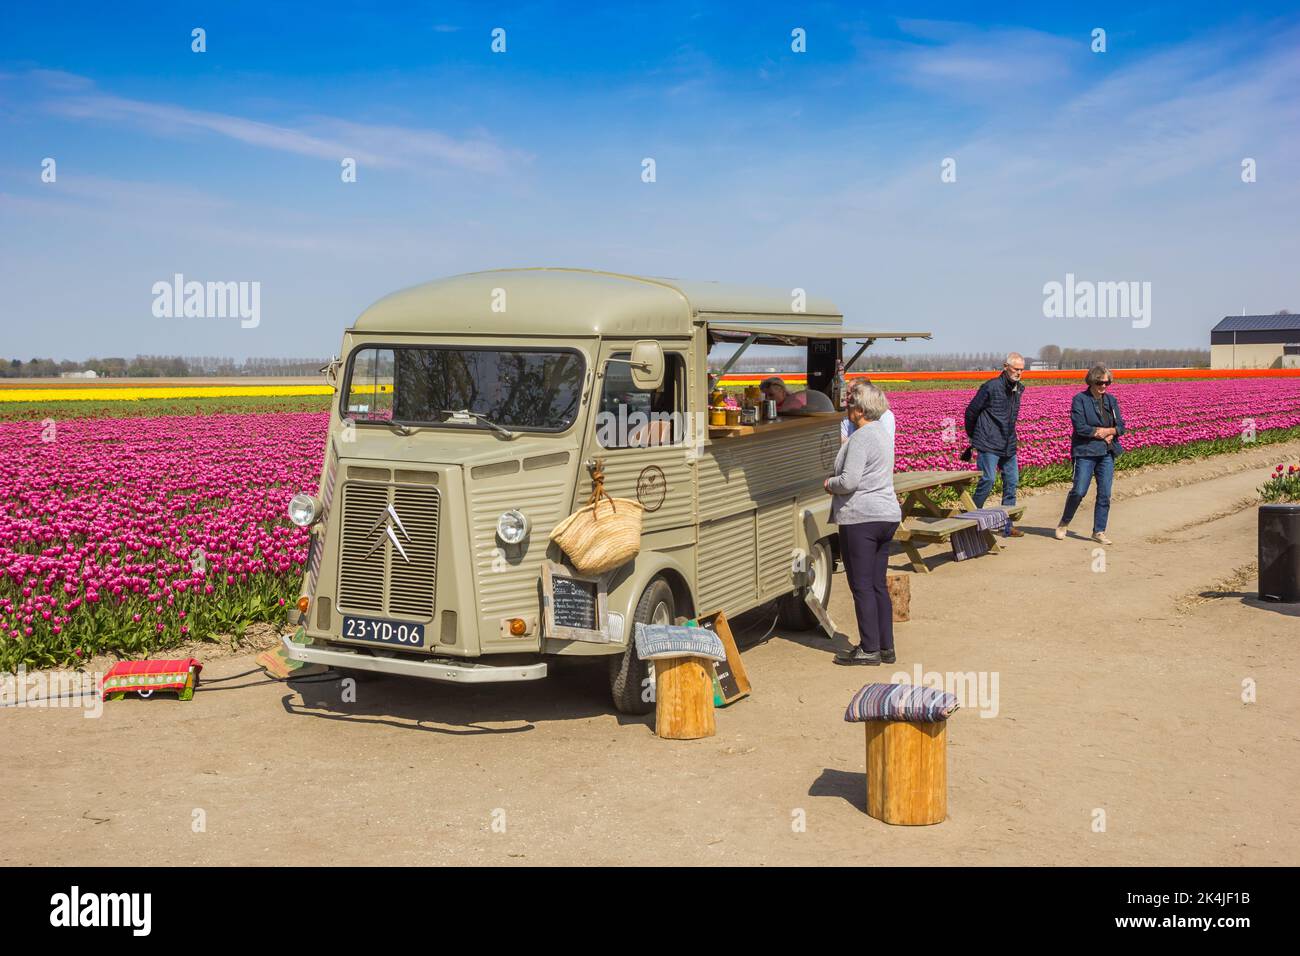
778, 538, 834, 631
609, 577, 675, 715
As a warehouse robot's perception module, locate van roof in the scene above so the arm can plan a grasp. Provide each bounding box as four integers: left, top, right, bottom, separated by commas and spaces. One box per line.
350, 267, 844, 338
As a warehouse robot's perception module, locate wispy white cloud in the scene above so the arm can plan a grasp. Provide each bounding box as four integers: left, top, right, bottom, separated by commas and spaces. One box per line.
824, 19, 1300, 210
850, 19, 1080, 99
308, 117, 517, 175
23, 71, 520, 175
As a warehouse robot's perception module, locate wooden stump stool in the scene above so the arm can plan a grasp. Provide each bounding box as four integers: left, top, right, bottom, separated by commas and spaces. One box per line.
634, 622, 728, 741
887, 572, 911, 622
844, 682, 960, 826
864, 719, 945, 825
653, 657, 716, 740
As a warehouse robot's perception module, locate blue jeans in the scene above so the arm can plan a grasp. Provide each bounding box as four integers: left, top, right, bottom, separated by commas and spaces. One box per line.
974, 451, 1019, 510
1059, 455, 1114, 533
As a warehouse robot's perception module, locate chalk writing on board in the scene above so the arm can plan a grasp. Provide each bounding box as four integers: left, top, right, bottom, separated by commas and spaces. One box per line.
551, 574, 598, 631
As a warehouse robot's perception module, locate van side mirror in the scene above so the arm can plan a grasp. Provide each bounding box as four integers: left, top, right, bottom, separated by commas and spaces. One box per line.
629, 340, 665, 390
321, 355, 341, 391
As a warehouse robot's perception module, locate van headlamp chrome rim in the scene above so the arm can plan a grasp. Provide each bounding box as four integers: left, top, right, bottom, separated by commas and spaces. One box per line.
288, 493, 321, 527
496, 509, 530, 544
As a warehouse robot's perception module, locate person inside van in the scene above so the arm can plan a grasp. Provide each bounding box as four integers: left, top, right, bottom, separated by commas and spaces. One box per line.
760, 377, 836, 414
627, 382, 676, 447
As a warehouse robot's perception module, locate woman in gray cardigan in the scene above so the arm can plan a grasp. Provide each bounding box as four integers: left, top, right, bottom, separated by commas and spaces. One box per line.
824, 382, 902, 666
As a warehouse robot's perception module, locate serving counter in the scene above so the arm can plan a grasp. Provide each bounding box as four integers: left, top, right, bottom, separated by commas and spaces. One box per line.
707, 411, 842, 440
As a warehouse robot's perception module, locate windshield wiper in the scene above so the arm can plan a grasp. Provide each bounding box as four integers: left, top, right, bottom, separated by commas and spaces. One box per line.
440, 409, 517, 439
386, 421, 418, 437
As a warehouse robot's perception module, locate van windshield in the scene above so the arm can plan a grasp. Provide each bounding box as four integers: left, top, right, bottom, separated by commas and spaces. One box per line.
344, 346, 585, 431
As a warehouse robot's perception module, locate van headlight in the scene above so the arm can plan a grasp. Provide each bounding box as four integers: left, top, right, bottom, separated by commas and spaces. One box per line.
288, 493, 321, 527
496, 510, 530, 544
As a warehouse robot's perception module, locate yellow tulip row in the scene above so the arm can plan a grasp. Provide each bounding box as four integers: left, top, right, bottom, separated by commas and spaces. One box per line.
0, 385, 335, 402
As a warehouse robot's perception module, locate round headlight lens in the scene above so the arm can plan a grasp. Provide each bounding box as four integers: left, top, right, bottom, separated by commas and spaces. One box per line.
288, 493, 320, 528
496, 509, 529, 544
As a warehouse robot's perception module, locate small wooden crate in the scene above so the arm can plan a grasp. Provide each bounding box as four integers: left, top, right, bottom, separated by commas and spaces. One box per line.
863, 719, 946, 825
695, 611, 751, 706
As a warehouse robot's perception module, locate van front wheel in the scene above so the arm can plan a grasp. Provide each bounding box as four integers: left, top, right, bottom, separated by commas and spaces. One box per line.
609, 577, 675, 715
778, 537, 834, 631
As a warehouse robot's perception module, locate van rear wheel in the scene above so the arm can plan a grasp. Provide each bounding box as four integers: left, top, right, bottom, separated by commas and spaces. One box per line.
778, 538, 834, 631
609, 577, 675, 715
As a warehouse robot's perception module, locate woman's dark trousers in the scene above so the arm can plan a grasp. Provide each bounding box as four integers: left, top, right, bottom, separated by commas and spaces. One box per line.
837, 520, 900, 653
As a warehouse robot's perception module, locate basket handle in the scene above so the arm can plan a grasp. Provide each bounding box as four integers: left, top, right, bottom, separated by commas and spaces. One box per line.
586, 458, 616, 514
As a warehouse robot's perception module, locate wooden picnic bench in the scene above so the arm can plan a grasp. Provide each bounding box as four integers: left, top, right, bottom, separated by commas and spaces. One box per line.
891, 470, 1026, 573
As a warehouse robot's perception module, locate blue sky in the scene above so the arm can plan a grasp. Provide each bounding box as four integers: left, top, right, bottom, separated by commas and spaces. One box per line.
1, 1, 1297, 360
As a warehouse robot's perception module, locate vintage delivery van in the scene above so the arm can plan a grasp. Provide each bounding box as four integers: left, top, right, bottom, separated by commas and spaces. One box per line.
284, 269, 929, 713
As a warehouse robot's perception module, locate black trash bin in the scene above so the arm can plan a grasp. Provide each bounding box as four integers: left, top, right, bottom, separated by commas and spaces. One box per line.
1258, 504, 1300, 602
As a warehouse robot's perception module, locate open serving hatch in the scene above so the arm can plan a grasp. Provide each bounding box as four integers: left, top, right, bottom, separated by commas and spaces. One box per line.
702, 319, 933, 390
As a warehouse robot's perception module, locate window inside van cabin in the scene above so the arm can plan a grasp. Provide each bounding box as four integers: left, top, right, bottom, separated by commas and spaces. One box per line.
597, 352, 686, 448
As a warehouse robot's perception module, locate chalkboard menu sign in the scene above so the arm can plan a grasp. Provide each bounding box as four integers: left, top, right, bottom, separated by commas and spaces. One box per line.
542, 562, 610, 643
551, 574, 597, 631
712, 646, 741, 701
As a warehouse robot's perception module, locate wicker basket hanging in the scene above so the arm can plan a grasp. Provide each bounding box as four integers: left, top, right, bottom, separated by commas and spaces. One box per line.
550, 460, 643, 575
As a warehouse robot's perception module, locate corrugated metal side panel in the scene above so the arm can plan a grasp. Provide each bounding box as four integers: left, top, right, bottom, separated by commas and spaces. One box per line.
698, 421, 839, 522
698, 511, 757, 614
470, 478, 571, 616
756, 500, 795, 600
579, 446, 695, 533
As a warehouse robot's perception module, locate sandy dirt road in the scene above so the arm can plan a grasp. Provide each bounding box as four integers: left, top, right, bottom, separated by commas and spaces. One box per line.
3, 444, 1298, 866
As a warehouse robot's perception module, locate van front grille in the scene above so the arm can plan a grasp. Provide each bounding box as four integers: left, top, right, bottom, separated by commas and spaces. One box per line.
337, 479, 439, 620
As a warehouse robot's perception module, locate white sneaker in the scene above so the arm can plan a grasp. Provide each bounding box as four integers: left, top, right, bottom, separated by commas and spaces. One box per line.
1054, 526, 1067, 540
1092, 532, 1113, 546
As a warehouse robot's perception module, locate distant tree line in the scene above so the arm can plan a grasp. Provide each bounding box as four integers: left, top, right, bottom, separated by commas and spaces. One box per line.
0, 355, 330, 378
726, 346, 1209, 373
1037, 346, 1209, 370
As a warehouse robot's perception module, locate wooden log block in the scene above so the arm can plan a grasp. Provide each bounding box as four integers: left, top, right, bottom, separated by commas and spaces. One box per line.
887, 572, 910, 622
864, 719, 947, 825
653, 657, 716, 740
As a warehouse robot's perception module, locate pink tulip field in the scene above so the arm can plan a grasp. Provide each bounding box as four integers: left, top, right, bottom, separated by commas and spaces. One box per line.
889, 378, 1300, 474
0, 412, 324, 669
2, 376, 1299, 669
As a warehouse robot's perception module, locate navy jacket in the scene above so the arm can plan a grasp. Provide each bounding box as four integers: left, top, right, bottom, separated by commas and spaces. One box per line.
1070, 390, 1126, 458
964, 373, 1023, 456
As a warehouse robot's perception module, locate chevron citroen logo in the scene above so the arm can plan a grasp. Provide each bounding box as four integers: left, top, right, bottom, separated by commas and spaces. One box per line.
363, 503, 411, 562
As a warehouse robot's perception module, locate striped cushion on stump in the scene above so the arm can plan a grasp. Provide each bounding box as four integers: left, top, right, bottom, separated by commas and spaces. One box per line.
844, 682, 960, 722
633, 623, 726, 662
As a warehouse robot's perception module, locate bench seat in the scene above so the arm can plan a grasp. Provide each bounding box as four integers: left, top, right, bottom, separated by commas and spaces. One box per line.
901, 516, 978, 543
893, 504, 1027, 573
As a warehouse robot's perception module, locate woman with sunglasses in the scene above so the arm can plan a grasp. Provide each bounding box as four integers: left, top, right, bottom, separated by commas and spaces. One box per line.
1056, 363, 1125, 545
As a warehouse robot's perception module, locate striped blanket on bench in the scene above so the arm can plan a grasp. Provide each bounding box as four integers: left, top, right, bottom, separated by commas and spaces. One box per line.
951, 508, 1009, 561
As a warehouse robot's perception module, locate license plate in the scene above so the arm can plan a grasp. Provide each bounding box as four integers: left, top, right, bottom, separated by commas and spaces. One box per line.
342, 615, 425, 647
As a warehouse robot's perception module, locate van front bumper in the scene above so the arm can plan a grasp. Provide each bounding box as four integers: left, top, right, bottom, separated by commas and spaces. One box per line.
282, 632, 547, 684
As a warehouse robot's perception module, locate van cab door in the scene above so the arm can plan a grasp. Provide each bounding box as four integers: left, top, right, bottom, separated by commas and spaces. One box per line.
576, 340, 698, 549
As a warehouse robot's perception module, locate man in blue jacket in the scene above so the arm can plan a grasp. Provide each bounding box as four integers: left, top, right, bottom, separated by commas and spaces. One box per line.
963, 353, 1025, 535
